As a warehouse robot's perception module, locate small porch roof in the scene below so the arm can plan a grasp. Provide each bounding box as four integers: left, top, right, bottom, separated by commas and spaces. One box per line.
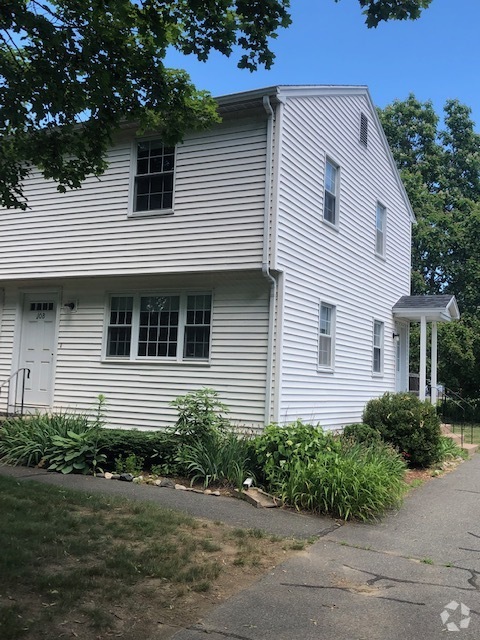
392, 295, 460, 322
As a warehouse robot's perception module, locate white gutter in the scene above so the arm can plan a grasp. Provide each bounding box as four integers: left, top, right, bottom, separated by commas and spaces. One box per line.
262, 95, 277, 425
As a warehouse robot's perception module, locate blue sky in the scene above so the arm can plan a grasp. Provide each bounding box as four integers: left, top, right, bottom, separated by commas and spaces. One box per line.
166, 0, 480, 129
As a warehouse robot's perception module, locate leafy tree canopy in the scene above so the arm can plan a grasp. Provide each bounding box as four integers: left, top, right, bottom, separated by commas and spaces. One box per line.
1, 0, 432, 209
379, 95, 480, 396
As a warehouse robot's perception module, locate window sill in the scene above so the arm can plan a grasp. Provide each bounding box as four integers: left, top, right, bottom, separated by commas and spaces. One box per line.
317, 366, 335, 374
374, 252, 387, 262
372, 372, 384, 378
321, 218, 339, 232
128, 209, 174, 219
101, 358, 211, 366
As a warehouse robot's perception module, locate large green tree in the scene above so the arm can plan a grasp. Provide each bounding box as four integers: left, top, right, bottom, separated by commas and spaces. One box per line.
379, 96, 480, 396
1, 0, 432, 209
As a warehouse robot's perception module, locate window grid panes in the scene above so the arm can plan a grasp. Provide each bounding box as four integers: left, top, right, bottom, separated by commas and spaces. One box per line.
106, 293, 212, 361
107, 296, 133, 357
376, 203, 386, 256
30, 302, 54, 311
134, 139, 175, 212
373, 320, 384, 373
184, 294, 212, 359
138, 296, 179, 357
319, 303, 334, 368
324, 160, 338, 225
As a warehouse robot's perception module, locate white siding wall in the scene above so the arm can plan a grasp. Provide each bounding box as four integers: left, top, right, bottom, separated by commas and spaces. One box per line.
0, 273, 269, 429
0, 116, 267, 279
276, 94, 412, 429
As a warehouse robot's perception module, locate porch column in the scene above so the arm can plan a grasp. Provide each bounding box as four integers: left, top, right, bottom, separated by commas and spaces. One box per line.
430, 321, 438, 405
419, 315, 427, 401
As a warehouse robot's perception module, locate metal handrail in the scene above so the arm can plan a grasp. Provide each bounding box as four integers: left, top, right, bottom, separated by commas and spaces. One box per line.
0, 368, 31, 417
436, 383, 477, 445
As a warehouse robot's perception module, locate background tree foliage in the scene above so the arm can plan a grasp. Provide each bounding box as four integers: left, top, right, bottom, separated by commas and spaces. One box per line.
379, 96, 480, 396
1, 0, 431, 209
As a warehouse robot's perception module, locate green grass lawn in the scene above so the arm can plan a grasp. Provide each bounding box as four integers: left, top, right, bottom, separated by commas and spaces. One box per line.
0, 476, 297, 640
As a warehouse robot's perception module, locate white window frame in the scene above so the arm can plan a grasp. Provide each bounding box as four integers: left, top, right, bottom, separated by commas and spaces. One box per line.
318, 302, 336, 371
323, 157, 340, 228
375, 202, 386, 257
373, 319, 384, 375
104, 292, 212, 362
128, 137, 176, 218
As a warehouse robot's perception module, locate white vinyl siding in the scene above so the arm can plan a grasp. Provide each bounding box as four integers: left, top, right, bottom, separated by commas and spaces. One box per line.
0, 117, 267, 279
276, 92, 412, 429
375, 202, 386, 257
0, 273, 270, 430
373, 320, 384, 374
318, 302, 335, 370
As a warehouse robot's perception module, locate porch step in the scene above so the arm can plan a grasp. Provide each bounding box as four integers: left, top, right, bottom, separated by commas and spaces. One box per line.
441, 424, 478, 457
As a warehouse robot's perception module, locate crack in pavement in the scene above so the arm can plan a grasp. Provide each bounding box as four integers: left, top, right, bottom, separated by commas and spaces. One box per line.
280, 583, 425, 606
457, 489, 480, 495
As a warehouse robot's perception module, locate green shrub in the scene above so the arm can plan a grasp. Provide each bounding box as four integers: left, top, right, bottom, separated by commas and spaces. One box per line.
0, 410, 91, 467
363, 392, 442, 468
97, 429, 178, 471
276, 440, 407, 521
437, 436, 467, 461
45, 429, 106, 475
114, 453, 145, 476
252, 420, 341, 488
342, 423, 382, 445
170, 387, 230, 440
178, 430, 256, 488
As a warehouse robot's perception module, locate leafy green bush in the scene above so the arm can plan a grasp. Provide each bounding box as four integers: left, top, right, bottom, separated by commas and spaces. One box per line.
437, 436, 467, 461
45, 429, 106, 475
0, 410, 90, 467
252, 421, 341, 488
114, 453, 145, 476
97, 429, 179, 472
276, 440, 407, 520
170, 387, 229, 440
363, 392, 442, 468
342, 423, 382, 445
252, 421, 407, 520
178, 430, 256, 488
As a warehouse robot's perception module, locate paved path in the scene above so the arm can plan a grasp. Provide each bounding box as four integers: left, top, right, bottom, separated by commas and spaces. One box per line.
1, 458, 480, 639
171, 456, 480, 640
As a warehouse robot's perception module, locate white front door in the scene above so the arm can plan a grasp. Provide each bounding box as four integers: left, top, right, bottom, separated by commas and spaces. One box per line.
395, 322, 409, 393
18, 294, 58, 407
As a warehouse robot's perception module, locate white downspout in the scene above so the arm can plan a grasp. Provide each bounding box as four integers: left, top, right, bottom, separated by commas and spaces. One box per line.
262, 95, 276, 425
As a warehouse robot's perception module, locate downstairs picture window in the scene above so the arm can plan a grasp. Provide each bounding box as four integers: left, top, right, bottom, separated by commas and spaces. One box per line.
106, 293, 212, 361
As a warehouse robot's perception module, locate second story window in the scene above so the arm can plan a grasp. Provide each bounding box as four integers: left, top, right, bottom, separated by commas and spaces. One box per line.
324, 159, 339, 226
134, 139, 175, 213
375, 203, 386, 257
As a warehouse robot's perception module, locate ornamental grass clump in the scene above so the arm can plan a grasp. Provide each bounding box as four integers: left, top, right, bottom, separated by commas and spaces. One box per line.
253, 421, 407, 521
362, 392, 442, 468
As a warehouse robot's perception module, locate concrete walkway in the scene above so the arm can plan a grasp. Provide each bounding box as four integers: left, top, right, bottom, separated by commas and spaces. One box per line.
1, 458, 480, 639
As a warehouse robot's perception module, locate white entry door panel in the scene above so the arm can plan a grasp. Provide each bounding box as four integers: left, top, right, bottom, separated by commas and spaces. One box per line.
19, 295, 58, 406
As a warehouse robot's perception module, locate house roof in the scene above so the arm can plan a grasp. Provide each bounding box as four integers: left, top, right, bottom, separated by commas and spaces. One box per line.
393, 295, 460, 322
216, 85, 415, 224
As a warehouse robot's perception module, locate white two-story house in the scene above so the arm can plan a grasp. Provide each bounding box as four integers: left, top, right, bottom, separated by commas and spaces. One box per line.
0, 85, 417, 430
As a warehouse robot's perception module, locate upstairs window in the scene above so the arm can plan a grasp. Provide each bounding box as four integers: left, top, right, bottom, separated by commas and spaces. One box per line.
375, 203, 386, 257
318, 302, 335, 369
106, 293, 212, 361
373, 320, 384, 374
324, 159, 339, 226
134, 139, 175, 213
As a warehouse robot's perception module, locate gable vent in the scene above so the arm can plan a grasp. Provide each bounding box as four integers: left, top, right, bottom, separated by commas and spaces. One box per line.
360, 112, 368, 147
